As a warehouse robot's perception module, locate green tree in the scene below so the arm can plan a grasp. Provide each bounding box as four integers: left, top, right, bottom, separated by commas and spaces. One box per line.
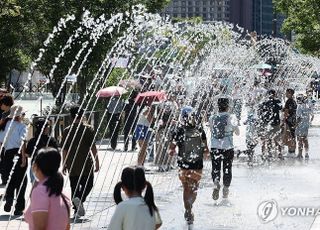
0, 0, 169, 97
274, 0, 320, 56
0, 0, 31, 88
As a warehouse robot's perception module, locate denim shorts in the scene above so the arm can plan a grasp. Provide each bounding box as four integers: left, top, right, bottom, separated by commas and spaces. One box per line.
134, 124, 151, 141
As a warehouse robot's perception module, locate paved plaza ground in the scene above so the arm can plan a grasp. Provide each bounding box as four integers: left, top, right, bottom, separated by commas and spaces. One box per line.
0, 101, 319, 229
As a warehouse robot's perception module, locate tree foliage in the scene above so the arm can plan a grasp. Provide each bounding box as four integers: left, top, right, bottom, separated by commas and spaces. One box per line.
0, 0, 169, 95
274, 0, 320, 56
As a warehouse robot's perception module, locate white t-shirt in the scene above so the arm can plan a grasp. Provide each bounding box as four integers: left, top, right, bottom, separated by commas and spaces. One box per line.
209, 112, 238, 150
108, 197, 162, 230
137, 107, 151, 127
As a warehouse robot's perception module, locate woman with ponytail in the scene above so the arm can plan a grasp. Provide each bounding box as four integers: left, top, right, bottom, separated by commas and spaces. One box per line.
109, 167, 162, 230
24, 147, 71, 230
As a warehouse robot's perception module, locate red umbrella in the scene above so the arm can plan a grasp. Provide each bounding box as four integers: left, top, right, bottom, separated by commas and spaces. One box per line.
135, 91, 167, 106
96, 86, 127, 98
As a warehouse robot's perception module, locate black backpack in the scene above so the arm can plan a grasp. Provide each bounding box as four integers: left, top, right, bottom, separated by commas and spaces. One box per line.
180, 127, 203, 163
211, 114, 230, 139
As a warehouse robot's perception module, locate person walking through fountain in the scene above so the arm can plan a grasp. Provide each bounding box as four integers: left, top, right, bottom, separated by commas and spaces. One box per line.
62, 105, 100, 218
283, 88, 297, 157
209, 98, 239, 201
0, 94, 14, 185
0, 105, 28, 215
123, 91, 138, 152
135, 106, 154, 166
257, 89, 283, 159
169, 106, 209, 227
26, 119, 59, 183
24, 148, 71, 230
106, 96, 125, 150
295, 94, 314, 159
109, 167, 162, 230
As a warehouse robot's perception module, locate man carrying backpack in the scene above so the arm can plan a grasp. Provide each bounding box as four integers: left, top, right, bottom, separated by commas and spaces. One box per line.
209, 97, 239, 201
169, 106, 209, 227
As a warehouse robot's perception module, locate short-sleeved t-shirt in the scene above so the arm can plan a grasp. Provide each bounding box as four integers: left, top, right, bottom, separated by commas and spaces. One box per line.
26, 135, 59, 163
284, 98, 297, 125
108, 197, 162, 230
209, 112, 238, 150
170, 124, 206, 170
62, 123, 95, 176
259, 98, 282, 126
24, 180, 70, 230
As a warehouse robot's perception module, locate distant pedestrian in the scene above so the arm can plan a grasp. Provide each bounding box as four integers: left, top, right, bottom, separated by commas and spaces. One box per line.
296, 95, 314, 159
62, 105, 100, 218
24, 147, 71, 230
135, 106, 154, 166
169, 106, 209, 226
209, 98, 239, 201
26, 119, 59, 183
123, 91, 138, 152
0, 94, 14, 184
106, 96, 125, 150
283, 88, 297, 156
0, 105, 28, 215
109, 167, 162, 230
258, 89, 283, 159
243, 112, 258, 164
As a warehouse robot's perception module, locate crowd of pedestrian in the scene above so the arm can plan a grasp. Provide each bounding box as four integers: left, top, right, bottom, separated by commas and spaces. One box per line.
0, 71, 316, 229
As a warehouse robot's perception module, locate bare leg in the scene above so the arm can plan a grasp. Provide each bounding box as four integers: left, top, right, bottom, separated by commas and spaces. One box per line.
137, 140, 148, 166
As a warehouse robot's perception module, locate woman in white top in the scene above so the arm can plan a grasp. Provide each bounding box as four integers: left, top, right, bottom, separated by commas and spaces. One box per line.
134, 106, 154, 165
108, 167, 162, 230
209, 98, 239, 201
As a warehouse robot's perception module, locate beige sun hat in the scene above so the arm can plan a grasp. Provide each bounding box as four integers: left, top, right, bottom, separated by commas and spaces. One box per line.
8, 105, 24, 118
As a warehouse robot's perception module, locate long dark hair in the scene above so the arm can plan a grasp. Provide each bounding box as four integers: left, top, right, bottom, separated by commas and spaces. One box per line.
34, 147, 63, 196
0, 117, 12, 131
113, 167, 158, 216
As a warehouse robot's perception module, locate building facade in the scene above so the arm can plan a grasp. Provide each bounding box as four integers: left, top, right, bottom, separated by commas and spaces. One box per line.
163, 0, 231, 22
163, 0, 285, 37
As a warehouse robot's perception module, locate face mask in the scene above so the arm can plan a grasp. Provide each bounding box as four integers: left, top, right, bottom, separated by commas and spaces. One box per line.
32, 164, 40, 182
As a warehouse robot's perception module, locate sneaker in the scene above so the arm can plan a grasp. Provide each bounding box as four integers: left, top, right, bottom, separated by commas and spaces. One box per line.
222, 186, 229, 199
72, 197, 85, 217
212, 182, 220, 201
184, 210, 194, 225
4, 202, 12, 212
296, 154, 303, 160
14, 209, 23, 216
305, 153, 309, 159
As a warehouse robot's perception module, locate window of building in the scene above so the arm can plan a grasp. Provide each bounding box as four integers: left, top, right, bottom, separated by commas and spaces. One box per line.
203, 7, 207, 12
